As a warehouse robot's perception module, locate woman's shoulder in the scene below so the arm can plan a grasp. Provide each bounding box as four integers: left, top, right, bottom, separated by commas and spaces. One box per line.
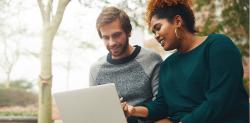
206, 34, 241, 57
202, 33, 238, 52
207, 34, 233, 44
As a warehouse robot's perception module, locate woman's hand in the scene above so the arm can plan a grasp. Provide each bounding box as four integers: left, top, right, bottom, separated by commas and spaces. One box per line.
122, 101, 135, 117
120, 98, 149, 118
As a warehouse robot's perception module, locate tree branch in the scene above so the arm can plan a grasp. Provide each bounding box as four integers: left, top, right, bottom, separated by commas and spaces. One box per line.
51, 0, 70, 36
37, 0, 46, 23
45, 0, 53, 23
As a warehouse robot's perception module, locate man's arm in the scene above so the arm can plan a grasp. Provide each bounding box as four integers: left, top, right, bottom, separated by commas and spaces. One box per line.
151, 62, 161, 99
148, 52, 162, 99
89, 65, 98, 86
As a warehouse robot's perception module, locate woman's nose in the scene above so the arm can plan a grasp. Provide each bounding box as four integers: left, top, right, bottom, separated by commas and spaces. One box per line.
154, 33, 160, 43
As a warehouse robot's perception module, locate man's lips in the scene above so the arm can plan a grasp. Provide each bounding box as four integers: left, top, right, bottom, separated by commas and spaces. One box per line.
110, 47, 120, 53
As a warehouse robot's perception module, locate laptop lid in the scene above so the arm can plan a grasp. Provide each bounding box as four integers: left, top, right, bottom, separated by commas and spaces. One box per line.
53, 83, 127, 123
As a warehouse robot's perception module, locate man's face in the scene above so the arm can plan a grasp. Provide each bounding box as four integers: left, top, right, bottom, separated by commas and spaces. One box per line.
99, 19, 129, 59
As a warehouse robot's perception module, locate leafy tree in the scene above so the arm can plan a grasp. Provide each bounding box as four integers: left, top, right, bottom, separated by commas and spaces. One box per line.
0, 0, 25, 88
78, 0, 147, 29
194, 0, 249, 57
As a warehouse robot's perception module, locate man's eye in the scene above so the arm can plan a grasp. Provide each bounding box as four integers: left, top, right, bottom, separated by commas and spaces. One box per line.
113, 32, 122, 38
102, 36, 109, 41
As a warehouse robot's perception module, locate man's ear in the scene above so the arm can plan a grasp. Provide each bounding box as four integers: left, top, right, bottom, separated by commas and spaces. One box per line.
127, 32, 131, 37
174, 15, 183, 28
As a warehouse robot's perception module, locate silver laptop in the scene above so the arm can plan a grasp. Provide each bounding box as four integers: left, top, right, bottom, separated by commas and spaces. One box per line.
53, 83, 127, 123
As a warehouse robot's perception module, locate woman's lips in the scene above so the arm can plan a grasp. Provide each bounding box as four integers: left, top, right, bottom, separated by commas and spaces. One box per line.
159, 39, 166, 47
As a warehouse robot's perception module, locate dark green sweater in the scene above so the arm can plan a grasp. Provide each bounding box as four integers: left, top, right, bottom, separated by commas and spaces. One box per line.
145, 34, 249, 123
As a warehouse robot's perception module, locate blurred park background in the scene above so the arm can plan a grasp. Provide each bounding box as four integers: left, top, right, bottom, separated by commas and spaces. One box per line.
0, 0, 249, 122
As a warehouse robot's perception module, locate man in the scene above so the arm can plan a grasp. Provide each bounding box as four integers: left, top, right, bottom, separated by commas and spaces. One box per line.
89, 6, 162, 123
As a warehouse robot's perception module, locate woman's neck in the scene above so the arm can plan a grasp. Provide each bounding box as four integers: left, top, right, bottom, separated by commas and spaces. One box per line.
178, 32, 206, 53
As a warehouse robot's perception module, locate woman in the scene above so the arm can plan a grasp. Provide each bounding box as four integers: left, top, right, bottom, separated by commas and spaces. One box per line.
123, 0, 249, 123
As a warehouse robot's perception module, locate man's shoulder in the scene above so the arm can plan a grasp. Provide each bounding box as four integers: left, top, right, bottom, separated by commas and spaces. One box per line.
138, 47, 162, 62
90, 55, 108, 71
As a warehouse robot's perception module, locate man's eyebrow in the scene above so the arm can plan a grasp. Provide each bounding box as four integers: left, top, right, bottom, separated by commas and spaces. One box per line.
112, 31, 122, 34
111, 31, 122, 36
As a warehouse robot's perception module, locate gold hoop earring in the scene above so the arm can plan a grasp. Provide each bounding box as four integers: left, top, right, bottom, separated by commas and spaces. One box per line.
175, 28, 180, 39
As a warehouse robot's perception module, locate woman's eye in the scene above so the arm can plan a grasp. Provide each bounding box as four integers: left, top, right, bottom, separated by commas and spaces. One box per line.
155, 24, 161, 31
152, 24, 162, 34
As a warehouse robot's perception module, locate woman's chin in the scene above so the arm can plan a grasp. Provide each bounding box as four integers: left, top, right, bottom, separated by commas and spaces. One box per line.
162, 45, 170, 51
163, 46, 175, 51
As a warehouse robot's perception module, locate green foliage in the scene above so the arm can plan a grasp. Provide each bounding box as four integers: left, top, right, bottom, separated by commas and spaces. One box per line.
79, 0, 249, 57
222, 0, 249, 35
195, 0, 210, 10
0, 79, 33, 91
243, 77, 249, 95
10, 80, 33, 90
195, 0, 249, 57
78, 0, 147, 29
0, 88, 37, 107
221, 0, 249, 57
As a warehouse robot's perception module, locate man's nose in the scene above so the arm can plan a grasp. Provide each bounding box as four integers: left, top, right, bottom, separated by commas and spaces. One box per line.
108, 38, 116, 46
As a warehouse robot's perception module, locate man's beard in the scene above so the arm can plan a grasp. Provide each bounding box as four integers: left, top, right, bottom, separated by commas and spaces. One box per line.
109, 38, 129, 57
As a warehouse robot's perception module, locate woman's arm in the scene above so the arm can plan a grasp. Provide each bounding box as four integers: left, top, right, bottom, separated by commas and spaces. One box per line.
123, 102, 149, 117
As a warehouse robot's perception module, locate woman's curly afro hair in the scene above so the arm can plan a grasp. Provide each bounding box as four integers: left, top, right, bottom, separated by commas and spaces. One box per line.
145, 0, 195, 33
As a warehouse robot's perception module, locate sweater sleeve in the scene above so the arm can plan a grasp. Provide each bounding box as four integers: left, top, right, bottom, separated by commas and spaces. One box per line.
181, 36, 243, 123
150, 57, 162, 99
89, 64, 98, 86
136, 48, 162, 100
145, 64, 168, 121
145, 84, 168, 120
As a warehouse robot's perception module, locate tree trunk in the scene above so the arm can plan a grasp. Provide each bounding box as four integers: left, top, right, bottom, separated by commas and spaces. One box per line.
38, 28, 54, 123
37, 0, 70, 123
5, 71, 10, 88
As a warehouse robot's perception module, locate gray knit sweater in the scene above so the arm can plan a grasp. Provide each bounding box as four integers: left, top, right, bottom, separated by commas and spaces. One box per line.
89, 45, 162, 123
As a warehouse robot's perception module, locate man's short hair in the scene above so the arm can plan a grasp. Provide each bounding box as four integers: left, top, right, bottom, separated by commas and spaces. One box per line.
96, 6, 132, 38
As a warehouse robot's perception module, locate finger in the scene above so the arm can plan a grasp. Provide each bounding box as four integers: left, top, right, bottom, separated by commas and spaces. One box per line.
123, 103, 128, 111
121, 102, 126, 109
120, 97, 124, 102
121, 102, 124, 107
128, 105, 134, 113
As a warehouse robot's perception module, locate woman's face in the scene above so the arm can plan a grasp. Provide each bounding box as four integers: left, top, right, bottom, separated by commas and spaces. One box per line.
150, 15, 180, 51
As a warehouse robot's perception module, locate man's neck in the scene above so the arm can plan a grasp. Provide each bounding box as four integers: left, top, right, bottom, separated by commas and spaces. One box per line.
112, 45, 135, 60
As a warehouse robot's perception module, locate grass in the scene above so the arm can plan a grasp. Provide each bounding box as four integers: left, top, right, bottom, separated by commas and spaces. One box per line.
0, 105, 37, 117
0, 111, 37, 116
